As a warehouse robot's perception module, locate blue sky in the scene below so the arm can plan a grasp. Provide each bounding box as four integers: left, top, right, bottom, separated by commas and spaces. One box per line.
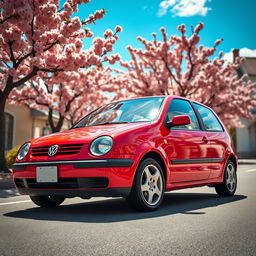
74, 0, 256, 61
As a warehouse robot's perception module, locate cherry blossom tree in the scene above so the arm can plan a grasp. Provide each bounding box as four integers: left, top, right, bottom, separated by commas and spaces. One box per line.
9, 66, 124, 132
0, 0, 122, 171
119, 23, 256, 127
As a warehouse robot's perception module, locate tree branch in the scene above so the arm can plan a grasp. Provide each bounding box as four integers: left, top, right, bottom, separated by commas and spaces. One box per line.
48, 108, 55, 131
161, 56, 185, 95
7, 40, 17, 68
30, 81, 41, 96
0, 59, 10, 68
44, 82, 52, 94
0, 15, 14, 24
16, 40, 59, 68
12, 66, 39, 88
39, 67, 63, 73
186, 45, 195, 82
30, 1, 36, 57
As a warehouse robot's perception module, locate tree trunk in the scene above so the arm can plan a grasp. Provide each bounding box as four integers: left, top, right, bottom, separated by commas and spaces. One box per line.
0, 94, 10, 173
0, 71, 39, 172
48, 108, 65, 133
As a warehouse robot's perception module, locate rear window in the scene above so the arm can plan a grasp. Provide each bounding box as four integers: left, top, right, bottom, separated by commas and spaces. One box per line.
193, 103, 223, 132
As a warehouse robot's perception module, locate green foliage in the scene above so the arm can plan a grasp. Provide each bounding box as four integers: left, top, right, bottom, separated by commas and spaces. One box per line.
5, 145, 20, 169
228, 127, 237, 152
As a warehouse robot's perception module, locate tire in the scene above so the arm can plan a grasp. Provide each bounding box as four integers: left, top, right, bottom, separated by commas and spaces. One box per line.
30, 195, 65, 208
215, 160, 237, 197
127, 158, 165, 211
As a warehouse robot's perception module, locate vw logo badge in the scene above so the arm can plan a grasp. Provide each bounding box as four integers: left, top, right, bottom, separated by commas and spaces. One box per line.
48, 145, 59, 157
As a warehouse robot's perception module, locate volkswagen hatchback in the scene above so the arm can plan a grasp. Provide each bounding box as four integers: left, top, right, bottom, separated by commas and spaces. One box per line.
13, 96, 237, 211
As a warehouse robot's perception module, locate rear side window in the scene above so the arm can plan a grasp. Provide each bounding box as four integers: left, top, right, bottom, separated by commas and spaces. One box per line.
167, 99, 200, 130
193, 103, 223, 132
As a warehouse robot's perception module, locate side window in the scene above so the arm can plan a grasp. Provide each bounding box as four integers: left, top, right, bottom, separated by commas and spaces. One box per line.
167, 99, 200, 130
193, 103, 223, 132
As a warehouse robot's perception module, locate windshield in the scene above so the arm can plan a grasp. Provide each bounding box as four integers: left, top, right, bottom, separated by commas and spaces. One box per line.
73, 97, 165, 128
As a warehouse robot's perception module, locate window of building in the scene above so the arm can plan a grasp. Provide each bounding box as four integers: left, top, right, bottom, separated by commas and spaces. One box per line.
42, 125, 51, 136
4, 113, 14, 150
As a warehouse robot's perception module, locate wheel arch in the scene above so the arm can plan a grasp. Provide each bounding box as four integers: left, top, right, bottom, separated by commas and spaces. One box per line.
227, 153, 238, 170
219, 153, 238, 181
138, 151, 168, 185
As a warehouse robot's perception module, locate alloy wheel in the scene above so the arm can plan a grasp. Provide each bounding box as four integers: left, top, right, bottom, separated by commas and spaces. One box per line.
140, 164, 163, 206
225, 162, 237, 193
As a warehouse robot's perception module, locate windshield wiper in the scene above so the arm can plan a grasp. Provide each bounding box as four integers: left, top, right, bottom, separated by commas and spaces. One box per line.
91, 121, 129, 126
71, 121, 129, 129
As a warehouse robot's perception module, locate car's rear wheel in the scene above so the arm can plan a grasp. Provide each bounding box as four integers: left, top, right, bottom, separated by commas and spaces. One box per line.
127, 158, 165, 211
30, 195, 65, 207
215, 160, 237, 196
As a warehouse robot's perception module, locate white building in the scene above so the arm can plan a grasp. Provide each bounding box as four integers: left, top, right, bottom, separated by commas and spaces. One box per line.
233, 49, 256, 158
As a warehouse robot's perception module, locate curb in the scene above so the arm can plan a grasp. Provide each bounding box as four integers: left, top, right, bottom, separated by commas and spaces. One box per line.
238, 159, 256, 165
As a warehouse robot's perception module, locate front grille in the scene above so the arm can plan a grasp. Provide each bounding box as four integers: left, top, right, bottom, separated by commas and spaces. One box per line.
14, 177, 109, 189
31, 144, 84, 157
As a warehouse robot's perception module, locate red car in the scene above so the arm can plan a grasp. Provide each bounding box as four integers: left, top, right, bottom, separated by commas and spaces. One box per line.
13, 96, 237, 211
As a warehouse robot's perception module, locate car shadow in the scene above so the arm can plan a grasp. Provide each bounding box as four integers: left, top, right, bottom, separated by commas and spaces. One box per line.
4, 192, 246, 223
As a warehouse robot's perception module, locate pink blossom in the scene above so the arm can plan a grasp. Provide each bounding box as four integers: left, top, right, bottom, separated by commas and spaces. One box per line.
84, 27, 93, 38
160, 27, 166, 33
94, 9, 104, 20
194, 22, 204, 34
104, 29, 114, 38
0, 0, 122, 147
105, 43, 113, 52
118, 23, 256, 128
115, 25, 122, 33
215, 38, 224, 46
177, 24, 186, 34
8, 68, 16, 77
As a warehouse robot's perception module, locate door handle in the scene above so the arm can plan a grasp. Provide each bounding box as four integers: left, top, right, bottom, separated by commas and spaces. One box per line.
202, 136, 208, 143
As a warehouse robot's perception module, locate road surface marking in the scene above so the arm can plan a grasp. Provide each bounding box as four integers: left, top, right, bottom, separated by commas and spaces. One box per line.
246, 169, 256, 173
0, 200, 31, 206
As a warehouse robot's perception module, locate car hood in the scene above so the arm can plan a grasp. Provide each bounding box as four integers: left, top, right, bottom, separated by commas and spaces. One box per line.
31, 123, 149, 146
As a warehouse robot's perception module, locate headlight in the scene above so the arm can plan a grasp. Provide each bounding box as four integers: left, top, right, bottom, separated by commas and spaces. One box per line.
90, 136, 113, 156
17, 142, 31, 160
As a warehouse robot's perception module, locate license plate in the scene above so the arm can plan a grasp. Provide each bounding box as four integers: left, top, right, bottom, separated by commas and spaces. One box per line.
36, 166, 58, 183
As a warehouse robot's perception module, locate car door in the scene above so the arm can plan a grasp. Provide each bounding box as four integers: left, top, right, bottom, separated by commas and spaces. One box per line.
192, 103, 227, 179
164, 99, 212, 183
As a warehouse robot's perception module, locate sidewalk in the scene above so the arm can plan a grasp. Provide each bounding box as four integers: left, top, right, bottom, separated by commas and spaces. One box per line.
0, 188, 19, 198
0, 173, 14, 189
238, 159, 256, 164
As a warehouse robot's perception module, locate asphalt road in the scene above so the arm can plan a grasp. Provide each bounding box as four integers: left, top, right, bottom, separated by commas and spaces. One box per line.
0, 164, 256, 256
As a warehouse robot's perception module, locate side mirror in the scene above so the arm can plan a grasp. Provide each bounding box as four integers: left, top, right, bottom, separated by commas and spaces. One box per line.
166, 115, 191, 129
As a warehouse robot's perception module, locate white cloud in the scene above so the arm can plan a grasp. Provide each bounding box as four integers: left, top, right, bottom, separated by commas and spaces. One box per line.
223, 48, 256, 63
239, 48, 256, 57
158, 0, 211, 17
223, 51, 233, 63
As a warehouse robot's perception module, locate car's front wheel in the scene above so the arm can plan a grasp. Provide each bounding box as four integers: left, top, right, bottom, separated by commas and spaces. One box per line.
127, 158, 165, 211
215, 160, 237, 196
30, 195, 65, 208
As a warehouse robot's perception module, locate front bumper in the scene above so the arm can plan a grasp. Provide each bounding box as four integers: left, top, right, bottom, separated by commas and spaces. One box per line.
12, 159, 134, 198
17, 187, 131, 198
12, 159, 133, 170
